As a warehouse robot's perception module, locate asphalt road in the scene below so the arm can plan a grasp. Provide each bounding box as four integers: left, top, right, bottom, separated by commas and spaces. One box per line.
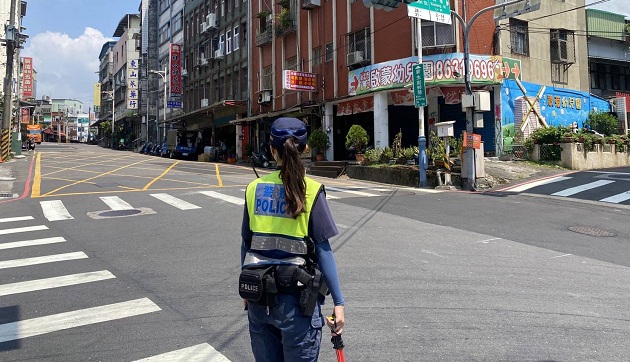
1, 143, 630, 361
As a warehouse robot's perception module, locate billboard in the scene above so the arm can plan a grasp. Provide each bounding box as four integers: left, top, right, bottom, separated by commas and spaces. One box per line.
22, 57, 33, 99
170, 44, 182, 98
283, 70, 317, 91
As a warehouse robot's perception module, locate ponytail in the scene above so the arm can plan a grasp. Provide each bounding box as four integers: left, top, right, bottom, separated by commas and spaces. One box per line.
277, 137, 306, 218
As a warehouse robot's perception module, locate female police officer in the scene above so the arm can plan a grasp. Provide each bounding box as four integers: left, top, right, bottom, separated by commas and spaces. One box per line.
240, 117, 345, 361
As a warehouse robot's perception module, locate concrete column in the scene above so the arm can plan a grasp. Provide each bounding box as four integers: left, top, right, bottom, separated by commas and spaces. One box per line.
373, 92, 389, 150
236, 123, 243, 160
325, 102, 334, 161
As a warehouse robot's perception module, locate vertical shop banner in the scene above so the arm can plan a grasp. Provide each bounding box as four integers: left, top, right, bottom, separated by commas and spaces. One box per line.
22, 57, 33, 99
93, 83, 101, 107
21, 107, 30, 124
127, 59, 139, 109
169, 44, 182, 99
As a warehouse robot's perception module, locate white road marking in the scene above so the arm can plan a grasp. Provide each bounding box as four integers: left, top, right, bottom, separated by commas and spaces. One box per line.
199, 191, 244, 206
132, 343, 232, 362
0, 270, 115, 296
100, 196, 134, 210
0, 224, 48, 236
599, 190, 630, 204
475, 238, 502, 243
41, 200, 74, 221
0, 298, 161, 343
0, 252, 88, 270
150, 193, 201, 210
0, 216, 34, 223
506, 176, 573, 192
551, 254, 572, 259
551, 180, 615, 197
326, 186, 378, 197
326, 194, 341, 200
0, 236, 66, 250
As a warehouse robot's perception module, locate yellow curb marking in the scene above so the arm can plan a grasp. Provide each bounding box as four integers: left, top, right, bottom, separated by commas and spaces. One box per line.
31, 152, 41, 198
215, 163, 223, 187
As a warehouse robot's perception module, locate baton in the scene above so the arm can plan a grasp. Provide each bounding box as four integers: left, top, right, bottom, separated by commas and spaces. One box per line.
329, 314, 346, 362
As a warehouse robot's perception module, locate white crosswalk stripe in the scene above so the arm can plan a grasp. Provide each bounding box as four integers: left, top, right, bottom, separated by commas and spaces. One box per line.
599, 190, 630, 204
100, 196, 134, 210
133, 343, 231, 362
0, 224, 48, 235
0, 270, 116, 297
326, 186, 379, 197
0, 251, 88, 270
506, 176, 573, 192
0, 236, 66, 250
199, 190, 244, 205
0, 298, 161, 343
150, 193, 201, 210
0, 216, 34, 223
41, 200, 74, 221
551, 180, 615, 197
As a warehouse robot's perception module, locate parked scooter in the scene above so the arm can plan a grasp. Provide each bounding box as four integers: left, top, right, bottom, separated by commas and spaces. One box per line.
140, 142, 152, 154
250, 143, 274, 168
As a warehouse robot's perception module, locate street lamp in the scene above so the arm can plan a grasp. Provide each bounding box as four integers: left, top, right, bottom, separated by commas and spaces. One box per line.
102, 90, 115, 148
149, 66, 167, 143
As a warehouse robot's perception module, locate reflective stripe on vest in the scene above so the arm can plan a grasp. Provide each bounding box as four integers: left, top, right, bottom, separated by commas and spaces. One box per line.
245, 170, 321, 268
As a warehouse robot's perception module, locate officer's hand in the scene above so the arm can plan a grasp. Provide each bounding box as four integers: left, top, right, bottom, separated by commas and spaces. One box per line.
243, 299, 248, 311
326, 306, 345, 335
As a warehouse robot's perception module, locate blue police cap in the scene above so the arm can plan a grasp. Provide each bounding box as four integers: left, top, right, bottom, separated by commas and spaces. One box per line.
270, 117, 307, 148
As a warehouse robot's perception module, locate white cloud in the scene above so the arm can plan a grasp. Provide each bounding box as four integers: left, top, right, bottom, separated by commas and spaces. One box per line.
22, 27, 111, 109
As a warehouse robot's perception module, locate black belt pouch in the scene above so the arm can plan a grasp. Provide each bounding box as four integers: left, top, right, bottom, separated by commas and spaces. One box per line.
239, 267, 273, 303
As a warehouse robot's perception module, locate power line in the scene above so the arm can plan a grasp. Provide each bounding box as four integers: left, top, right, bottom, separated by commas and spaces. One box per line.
527, 0, 612, 22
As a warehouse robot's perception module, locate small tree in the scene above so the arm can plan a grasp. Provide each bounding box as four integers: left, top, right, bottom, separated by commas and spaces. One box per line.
307, 128, 330, 155
585, 111, 619, 136
345, 124, 369, 152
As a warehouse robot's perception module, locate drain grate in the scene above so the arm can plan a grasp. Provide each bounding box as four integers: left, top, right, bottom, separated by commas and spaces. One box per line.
568, 226, 616, 237
0, 192, 16, 198
99, 209, 143, 217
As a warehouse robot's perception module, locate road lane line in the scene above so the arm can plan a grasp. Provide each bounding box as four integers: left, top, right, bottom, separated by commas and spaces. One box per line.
0, 225, 48, 236
0, 270, 116, 296
326, 194, 341, 200
132, 343, 231, 362
150, 193, 201, 210
0, 216, 34, 223
0, 252, 88, 270
0, 236, 66, 250
326, 186, 379, 197
100, 196, 134, 210
551, 254, 572, 259
551, 180, 615, 197
143, 161, 180, 190
506, 176, 573, 192
31, 152, 41, 197
0, 298, 161, 343
215, 163, 223, 187
199, 191, 244, 206
599, 190, 630, 204
41, 200, 74, 221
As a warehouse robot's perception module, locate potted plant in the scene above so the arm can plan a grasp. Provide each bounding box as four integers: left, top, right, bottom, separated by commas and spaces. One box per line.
308, 128, 330, 161
345, 124, 369, 162
227, 146, 237, 164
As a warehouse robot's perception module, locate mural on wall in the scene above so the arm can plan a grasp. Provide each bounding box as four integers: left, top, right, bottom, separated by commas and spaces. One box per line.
501, 79, 610, 150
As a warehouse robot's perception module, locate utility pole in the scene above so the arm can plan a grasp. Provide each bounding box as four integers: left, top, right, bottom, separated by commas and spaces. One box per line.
1, 0, 18, 161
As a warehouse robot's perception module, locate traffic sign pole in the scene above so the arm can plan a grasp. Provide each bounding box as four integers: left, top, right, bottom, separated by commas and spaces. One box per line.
416, 18, 428, 188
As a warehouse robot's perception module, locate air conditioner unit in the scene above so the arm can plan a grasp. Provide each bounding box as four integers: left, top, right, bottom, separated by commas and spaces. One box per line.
198, 55, 208, 66
214, 47, 225, 60
347, 51, 364, 66
258, 90, 272, 104
181, 69, 188, 76
200, 21, 208, 34
206, 13, 218, 30
201, 98, 209, 107
302, 0, 321, 9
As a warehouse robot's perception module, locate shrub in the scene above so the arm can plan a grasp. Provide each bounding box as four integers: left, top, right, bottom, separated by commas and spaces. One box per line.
379, 147, 394, 163
585, 111, 619, 136
345, 125, 369, 151
530, 125, 568, 145
364, 147, 381, 164
307, 128, 330, 154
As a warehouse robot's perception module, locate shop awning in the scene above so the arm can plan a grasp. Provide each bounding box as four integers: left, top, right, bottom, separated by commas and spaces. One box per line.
162, 100, 247, 126
230, 107, 303, 125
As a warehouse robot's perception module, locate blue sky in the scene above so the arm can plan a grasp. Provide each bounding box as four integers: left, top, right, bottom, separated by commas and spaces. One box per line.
21, 0, 139, 111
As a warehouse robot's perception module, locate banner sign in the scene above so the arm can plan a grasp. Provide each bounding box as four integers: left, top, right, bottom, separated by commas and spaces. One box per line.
423, 53, 503, 86
21, 107, 30, 124
169, 43, 182, 98
283, 70, 317, 91
93, 83, 101, 107
127, 59, 139, 109
22, 57, 33, 99
337, 97, 374, 116
463, 132, 482, 149
348, 56, 418, 96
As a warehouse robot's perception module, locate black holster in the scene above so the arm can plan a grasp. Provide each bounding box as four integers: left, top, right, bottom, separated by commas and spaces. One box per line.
239, 266, 278, 306
298, 268, 328, 316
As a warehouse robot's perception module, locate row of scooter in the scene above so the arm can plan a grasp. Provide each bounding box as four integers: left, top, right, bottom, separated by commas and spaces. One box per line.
139, 139, 167, 157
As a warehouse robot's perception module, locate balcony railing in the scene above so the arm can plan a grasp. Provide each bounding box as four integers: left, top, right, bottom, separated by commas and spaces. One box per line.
256, 27, 273, 46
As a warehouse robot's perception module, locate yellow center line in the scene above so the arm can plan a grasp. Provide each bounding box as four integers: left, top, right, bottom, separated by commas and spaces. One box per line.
143, 160, 180, 190
215, 163, 223, 187
31, 152, 41, 197
41, 159, 151, 197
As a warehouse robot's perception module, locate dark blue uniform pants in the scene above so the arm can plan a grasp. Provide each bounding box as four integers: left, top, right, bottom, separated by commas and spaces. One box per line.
248, 293, 323, 361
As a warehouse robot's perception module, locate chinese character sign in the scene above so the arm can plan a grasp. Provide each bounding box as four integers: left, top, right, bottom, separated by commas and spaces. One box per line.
22, 57, 33, 99
21, 107, 30, 124
283, 70, 317, 91
422, 53, 502, 86
170, 44, 182, 98
348, 56, 418, 96
126, 58, 139, 110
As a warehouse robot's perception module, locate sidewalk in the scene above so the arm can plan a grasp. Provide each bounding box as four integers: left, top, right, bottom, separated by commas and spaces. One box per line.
0, 154, 31, 197
476, 158, 571, 190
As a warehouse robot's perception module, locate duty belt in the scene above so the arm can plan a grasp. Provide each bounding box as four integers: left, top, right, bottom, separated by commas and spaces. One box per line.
242, 251, 306, 268
251, 235, 308, 255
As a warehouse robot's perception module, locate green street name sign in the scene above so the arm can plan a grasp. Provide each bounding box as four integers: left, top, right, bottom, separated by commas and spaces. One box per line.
407, 0, 452, 24
413, 64, 427, 108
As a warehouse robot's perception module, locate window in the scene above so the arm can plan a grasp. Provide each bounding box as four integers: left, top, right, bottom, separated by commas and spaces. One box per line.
234, 26, 240, 50
172, 11, 183, 33
262, 65, 273, 90
347, 28, 370, 57
550, 29, 575, 63
509, 18, 528, 56
219, 33, 225, 53
421, 21, 454, 47
242, 22, 247, 46
325, 42, 333, 62
285, 56, 297, 71
312, 47, 322, 66
226, 30, 232, 54
159, 23, 170, 44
